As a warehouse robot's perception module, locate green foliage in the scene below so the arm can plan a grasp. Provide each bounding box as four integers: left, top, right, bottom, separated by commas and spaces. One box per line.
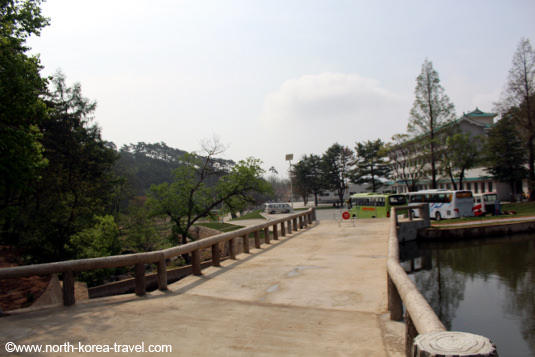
0, 0, 49, 230
485, 115, 528, 197
68, 215, 122, 286
408, 59, 456, 188
321, 143, 354, 203
352, 139, 390, 192
386, 133, 426, 192
116, 142, 190, 196
441, 132, 481, 189
292, 154, 324, 206
497, 38, 535, 198
148, 146, 271, 246
69, 215, 121, 258
3, 72, 120, 262
120, 204, 162, 253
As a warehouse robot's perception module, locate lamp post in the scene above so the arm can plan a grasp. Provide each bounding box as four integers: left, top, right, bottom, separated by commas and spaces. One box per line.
286, 154, 294, 208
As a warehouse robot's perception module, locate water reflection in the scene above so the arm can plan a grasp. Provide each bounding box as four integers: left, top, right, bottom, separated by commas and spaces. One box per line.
400, 234, 535, 357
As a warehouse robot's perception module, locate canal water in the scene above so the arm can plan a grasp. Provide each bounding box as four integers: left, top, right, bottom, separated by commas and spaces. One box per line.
400, 233, 535, 357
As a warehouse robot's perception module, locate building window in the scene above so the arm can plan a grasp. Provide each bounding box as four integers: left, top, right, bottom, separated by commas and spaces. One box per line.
481, 182, 485, 193
475, 183, 479, 193
466, 182, 471, 190
489, 181, 493, 192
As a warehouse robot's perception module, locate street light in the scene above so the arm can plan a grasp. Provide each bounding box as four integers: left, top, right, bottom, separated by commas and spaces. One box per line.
286, 154, 293, 208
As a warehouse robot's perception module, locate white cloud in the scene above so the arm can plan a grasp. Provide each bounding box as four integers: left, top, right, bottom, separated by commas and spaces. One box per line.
259, 72, 409, 141
253, 72, 412, 176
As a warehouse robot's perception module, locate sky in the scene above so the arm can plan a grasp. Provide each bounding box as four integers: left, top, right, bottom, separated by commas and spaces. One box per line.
27, 0, 535, 178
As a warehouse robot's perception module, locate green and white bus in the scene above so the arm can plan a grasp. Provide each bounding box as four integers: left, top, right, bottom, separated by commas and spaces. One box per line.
348, 193, 408, 218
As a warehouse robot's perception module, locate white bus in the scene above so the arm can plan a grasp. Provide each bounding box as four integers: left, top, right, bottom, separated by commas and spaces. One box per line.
406, 189, 475, 220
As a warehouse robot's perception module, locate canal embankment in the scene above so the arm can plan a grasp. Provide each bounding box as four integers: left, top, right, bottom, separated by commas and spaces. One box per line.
419, 216, 535, 240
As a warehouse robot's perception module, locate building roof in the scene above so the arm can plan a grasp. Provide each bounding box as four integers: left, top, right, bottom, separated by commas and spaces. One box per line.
464, 107, 496, 117
458, 107, 497, 128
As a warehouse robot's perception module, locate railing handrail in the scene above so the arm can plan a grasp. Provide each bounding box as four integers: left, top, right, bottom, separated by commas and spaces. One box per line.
387, 203, 498, 356
387, 204, 446, 334
0, 209, 314, 280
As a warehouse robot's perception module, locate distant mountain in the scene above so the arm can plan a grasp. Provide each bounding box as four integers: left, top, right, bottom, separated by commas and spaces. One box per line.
113, 142, 235, 197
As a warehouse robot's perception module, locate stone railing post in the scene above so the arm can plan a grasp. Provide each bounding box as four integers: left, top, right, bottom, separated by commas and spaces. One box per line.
387, 275, 403, 321
264, 227, 270, 244
420, 203, 430, 227
405, 312, 418, 357
134, 263, 146, 296
412, 332, 498, 357
191, 249, 202, 276
287, 219, 293, 234
211, 244, 221, 267
229, 238, 236, 259
62, 271, 75, 306
157, 260, 167, 290
242, 234, 250, 253
272, 224, 279, 240
280, 221, 286, 237
254, 230, 261, 249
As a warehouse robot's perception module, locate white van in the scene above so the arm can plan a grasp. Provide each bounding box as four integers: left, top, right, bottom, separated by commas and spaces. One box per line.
473, 192, 498, 216
264, 203, 292, 214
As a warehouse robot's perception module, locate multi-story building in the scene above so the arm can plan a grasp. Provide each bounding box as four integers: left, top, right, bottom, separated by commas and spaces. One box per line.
388, 108, 522, 201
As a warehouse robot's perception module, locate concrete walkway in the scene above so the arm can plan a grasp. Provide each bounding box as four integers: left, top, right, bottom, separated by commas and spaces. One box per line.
0, 219, 404, 356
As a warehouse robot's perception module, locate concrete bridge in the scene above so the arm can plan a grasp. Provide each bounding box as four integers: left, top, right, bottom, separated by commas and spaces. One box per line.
0, 216, 406, 356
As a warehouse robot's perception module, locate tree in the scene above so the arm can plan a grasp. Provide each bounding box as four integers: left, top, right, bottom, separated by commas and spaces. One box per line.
485, 115, 528, 200
10, 72, 119, 262
0, 0, 49, 236
120, 203, 162, 253
386, 134, 427, 192
292, 155, 325, 205
306, 154, 325, 206
408, 59, 456, 188
352, 139, 390, 192
292, 159, 312, 205
441, 132, 481, 190
147, 140, 272, 247
321, 143, 354, 205
68, 215, 122, 286
496, 38, 535, 199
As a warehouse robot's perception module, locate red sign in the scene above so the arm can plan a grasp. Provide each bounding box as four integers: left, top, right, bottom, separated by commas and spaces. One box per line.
342, 212, 350, 220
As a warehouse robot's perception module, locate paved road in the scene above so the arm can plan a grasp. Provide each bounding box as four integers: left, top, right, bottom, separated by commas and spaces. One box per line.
1, 219, 404, 356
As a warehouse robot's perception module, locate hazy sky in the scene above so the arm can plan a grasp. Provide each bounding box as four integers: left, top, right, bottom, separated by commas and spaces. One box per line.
28, 0, 535, 177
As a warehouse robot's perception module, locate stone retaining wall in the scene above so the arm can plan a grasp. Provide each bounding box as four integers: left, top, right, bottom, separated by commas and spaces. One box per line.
419, 220, 535, 240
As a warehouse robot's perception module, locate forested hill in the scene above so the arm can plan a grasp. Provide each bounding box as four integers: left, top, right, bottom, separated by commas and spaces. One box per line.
114, 142, 235, 197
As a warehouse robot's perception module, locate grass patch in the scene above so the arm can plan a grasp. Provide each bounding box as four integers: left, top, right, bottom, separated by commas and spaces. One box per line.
195, 222, 244, 232
230, 210, 266, 221
194, 221, 271, 239
501, 201, 535, 216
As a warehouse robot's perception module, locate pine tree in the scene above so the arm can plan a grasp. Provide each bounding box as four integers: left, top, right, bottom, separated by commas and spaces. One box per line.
352, 139, 390, 192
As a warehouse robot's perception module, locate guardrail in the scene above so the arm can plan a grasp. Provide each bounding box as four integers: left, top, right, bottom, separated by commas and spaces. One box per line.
0, 208, 316, 307
387, 203, 498, 357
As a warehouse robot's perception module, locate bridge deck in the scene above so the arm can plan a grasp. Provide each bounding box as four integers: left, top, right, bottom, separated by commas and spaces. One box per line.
1, 219, 404, 356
